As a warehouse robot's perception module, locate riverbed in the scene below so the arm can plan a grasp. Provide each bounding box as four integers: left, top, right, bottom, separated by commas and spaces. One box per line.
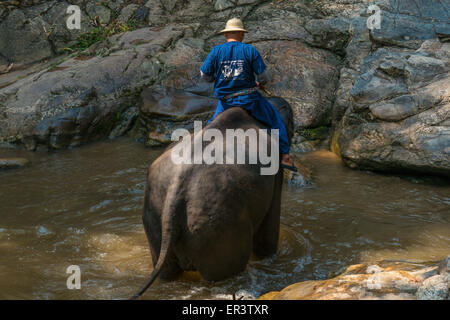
0, 137, 449, 299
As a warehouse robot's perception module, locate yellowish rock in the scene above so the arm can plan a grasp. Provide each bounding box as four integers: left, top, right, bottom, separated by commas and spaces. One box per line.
259, 258, 449, 300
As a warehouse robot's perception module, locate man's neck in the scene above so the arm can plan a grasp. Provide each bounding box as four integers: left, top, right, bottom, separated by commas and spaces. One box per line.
226, 39, 241, 43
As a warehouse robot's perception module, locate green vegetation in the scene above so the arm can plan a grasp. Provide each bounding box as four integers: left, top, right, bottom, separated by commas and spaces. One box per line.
67, 18, 140, 55
297, 126, 330, 140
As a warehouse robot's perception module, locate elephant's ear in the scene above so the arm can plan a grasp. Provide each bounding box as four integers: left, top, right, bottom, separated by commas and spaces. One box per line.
269, 97, 294, 142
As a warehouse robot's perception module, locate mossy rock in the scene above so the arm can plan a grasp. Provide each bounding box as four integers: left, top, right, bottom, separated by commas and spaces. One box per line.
297, 126, 330, 141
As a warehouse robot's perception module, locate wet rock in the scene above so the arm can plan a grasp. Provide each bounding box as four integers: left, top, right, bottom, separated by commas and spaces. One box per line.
139, 86, 217, 146
439, 256, 450, 275
416, 274, 449, 300
108, 106, 139, 139
259, 257, 450, 300
0, 0, 448, 172
283, 156, 312, 188
0, 157, 29, 169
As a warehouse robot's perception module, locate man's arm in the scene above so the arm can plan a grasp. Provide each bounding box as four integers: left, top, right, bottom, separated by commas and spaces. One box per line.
256, 69, 269, 86
200, 70, 214, 83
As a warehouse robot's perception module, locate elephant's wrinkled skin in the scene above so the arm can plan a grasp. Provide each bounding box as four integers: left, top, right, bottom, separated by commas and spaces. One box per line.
132, 97, 294, 299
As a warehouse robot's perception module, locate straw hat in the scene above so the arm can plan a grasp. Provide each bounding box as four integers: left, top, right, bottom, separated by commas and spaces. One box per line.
219, 18, 248, 34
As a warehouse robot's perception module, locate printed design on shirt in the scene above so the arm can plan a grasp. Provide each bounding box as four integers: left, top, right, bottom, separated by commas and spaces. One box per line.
220, 60, 244, 80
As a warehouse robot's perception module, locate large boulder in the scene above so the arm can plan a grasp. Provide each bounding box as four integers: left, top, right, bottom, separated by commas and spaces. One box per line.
138, 86, 217, 146
330, 0, 450, 176
259, 256, 450, 300
0, 157, 29, 169
332, 40, 450, 177
253, 41, 340, 129
0, 9, 53, 65
0, 1, 93, 67
0, 26, 185, 150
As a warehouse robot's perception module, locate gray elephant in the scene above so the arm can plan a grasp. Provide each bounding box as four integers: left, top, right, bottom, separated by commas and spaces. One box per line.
132, 96, 294, 299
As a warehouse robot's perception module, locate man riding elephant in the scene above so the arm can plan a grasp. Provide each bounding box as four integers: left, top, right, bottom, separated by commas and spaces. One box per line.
200, 18, 297, 172
131, 19, 296, 299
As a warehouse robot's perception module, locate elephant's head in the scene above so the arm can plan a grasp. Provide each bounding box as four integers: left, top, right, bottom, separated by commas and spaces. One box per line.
267, 97, 294, 144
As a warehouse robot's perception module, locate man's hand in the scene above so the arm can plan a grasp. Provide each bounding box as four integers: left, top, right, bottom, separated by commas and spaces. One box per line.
256, 81, 266, 90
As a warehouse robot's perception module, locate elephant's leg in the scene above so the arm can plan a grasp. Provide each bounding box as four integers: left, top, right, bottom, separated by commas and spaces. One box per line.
253, 171, 283, 258
196, 214, 253, 281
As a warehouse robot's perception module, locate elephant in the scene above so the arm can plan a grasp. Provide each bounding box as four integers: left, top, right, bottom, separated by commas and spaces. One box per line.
132, 96, 294, 299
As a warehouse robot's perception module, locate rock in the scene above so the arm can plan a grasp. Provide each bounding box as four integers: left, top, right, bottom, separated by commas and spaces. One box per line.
144, 0, 166, 25
86, 2, 111, 25
162, 0, 179, 12
283, 156, 312, 188
43, 1, 92, 54
259, 257, 450, 300
370, 0, 450, 49
252, 41, 340, 129
138, 86, 217, 146
107, 0, 124, 11
304, 17, 351, 53
118, 4, 139, 23
0, 1, 93, 63
158, 37, 205, 67
0, 0, 448, 175
133, 6, 150, 22
108, 106, 139, 139
416, 274, 449, 300
214, 0, 234, 12
439, 256, 450, 275
332, 39, 450, 177
0, 26, 185, 150
0, 157, 29, 169
0, 9, 52, 64
140, 86, 217, 118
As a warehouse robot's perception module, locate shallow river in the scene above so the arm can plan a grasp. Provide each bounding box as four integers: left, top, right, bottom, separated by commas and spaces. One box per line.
0, 138, 449, 299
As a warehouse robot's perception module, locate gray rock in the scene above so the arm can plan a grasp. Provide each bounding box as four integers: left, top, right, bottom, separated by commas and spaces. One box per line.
439, 256, 450, 275
86, 2, 111, 24
118, 4, 139, 23
43, 1, 92, 54
214, 0, 234, 11
0, 9, 53, 64
108, 0, 124, 11
108, 106, 138, 139
405, 55, 449, 88
304, 17, 351, 53
369, 95, 419, 121
162, 0, 179, 12
252, 41, 340, 129
133, 6, 150, 22
144, 0, 166, 25
332, 39, 450, 176
0, 158, 29, 169
139, 86, 217, 146
416, 274, 449, 300
0, 26, 185, 150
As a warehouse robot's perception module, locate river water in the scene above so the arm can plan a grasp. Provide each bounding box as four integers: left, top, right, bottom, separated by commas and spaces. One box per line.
0, 137, 449, 299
